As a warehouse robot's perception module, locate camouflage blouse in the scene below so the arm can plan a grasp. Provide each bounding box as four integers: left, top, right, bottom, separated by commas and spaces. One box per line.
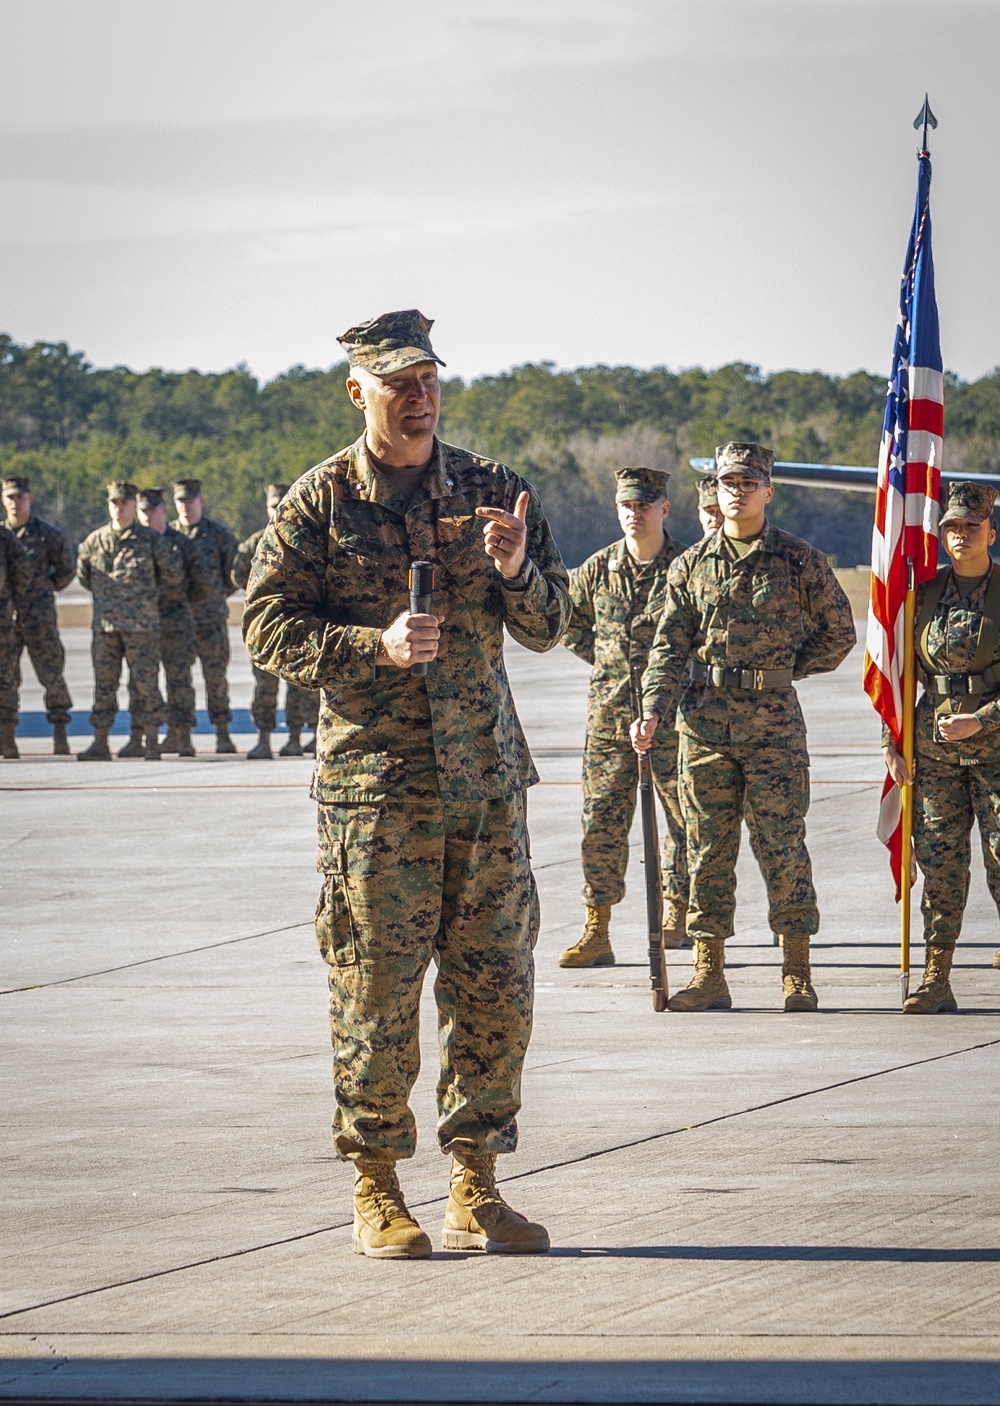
563, 535, 686, 741
243, 436, 570, 803
642, 521, 857, 751
913, 565, 1000, 767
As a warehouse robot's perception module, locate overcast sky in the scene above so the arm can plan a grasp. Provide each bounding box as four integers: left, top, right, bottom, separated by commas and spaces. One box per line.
2, 0, 997, 384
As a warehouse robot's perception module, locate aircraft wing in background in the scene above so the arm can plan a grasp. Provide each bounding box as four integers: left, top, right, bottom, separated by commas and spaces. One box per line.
689, 459, 1000, 495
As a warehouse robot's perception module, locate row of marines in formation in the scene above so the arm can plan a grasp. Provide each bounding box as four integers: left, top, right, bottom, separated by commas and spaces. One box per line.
0, 474, 318, 763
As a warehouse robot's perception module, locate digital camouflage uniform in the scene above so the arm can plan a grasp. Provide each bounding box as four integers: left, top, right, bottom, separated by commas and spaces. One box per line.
0, 526, 32, 726
129, 524, 212, 728
564, 533, 687, 908
76, 520, 168, 731
9, 514, 74, 724
908, 565, 1000, 947
243, 433, 570, 1163
173, 513, 237, 725
643, 520, 856, 945
233, 527, 319, 734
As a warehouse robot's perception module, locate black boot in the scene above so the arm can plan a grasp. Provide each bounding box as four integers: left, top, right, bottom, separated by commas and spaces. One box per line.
247, 729, 272, 760
117, 727, 144, 758
78, 728, 112, 761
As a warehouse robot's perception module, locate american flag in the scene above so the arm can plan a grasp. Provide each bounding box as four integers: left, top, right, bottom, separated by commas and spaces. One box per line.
863, 151, 943, 898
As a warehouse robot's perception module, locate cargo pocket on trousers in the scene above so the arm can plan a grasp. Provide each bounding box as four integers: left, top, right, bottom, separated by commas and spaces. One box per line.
315, 871, 357, 966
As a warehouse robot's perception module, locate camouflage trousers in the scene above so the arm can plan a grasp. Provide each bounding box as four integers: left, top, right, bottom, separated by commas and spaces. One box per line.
316, 791, 538, 1163
251, 666, 319, 731
678, 733, 819, 942
192, 616, 231, 725
914, 754, 1000, 949
128, 613, 196, 728
15, 607, 72, 724
0, 609, 16, 724
581, 734, 687, 908
90, 628, 164, 731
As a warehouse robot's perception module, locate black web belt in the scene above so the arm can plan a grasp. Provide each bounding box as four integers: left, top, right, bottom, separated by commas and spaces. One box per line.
689, 661, 794, 690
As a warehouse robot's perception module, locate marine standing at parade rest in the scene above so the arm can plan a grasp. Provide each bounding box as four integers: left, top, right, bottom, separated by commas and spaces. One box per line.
883, 480, 1000, 1008
1, 474, 75, 756
76, 482, 168, 761
171, 479, 238, 754
632, 442, 856, 1010
559, 466, 689, 967
244, 310, 569, 1259
134, 486, 213, 757
232, 484, 319, 759
0, 520, 31, 760
694, 464, 772, 938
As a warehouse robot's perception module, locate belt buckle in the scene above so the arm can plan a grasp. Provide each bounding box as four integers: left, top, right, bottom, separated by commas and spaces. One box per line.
753, 668, 765, 690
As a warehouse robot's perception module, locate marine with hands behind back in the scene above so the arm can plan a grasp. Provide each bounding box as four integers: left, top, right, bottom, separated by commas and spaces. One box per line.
0, 517, 32, 759
1, 474, 75, 756
883, 481, 1000, 1006
171, 478, 238, 754
232, 484, 319, 759
559, 466, 689, 967
632, 443, 856, 1011
243, 310, 569, 1259
75, 483, 168, 762
133, 486, 213, 757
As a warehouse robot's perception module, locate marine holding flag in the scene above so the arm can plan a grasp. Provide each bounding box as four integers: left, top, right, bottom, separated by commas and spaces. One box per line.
882, 481, 1000, 1011
243, 310, 569, 1260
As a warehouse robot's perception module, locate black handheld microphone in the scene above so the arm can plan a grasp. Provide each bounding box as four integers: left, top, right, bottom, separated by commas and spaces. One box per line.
408, 560, 435, 677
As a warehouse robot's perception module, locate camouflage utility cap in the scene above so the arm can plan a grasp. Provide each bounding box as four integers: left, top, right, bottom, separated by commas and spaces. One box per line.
107, 480, 138, 501
338, 309, 446, 376
716, 442, 775, 482
172, 478, 202, 499
1, 474, 30, 493
614, 466, 669, 504
939, 480, 998, 527
697, 476, 719, 508
266, 484, 289, 508
137, 487, 165, 509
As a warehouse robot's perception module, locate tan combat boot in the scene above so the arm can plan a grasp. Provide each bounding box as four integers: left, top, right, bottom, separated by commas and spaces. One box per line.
215, 725, 236, 754
279, 726, 303, 757
78, 727, 112, 761
667, 938, 731, 1011
303, 732, 317, 756
993, 949, 1000, 971
52, 721, 70, 755
558, 905, 615, 967
117, 727, 145, 758
159, 726, 180, 754
442, 1150, 549, 1254
781, 934, 819, 1012
176, 727, 196, 757
903, 945, 958, 1014
143, 728, 161, 761
246, 729, 272, 760
0, 723, 19, 759
352, 1158, 431, 1260
662, 897, 690, 949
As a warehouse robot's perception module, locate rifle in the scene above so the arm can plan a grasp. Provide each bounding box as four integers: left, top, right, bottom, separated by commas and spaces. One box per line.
631, 665, 669, 1012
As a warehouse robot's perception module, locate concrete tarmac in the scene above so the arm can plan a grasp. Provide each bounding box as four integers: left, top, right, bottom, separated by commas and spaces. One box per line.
2, 630, 1000, 1405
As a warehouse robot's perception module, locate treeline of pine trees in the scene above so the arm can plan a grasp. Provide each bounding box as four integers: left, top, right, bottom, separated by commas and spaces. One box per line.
3, 333, 1000, 564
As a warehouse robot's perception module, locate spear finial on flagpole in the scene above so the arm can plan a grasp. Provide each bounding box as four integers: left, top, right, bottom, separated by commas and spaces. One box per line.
914, 94, 938, 152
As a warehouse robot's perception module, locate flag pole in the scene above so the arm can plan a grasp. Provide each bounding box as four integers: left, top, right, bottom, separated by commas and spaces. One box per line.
899, 557, 917, 1004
